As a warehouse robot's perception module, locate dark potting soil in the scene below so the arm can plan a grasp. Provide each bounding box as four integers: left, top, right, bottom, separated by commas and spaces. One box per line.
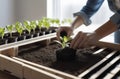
0, 39, 8, 45
17, 43, 111, 76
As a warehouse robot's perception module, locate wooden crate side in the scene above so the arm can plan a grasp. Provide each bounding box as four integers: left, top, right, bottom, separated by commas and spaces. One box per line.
78, 51, 117, 78
0, 48, 16, 57
51, 37, 57, 42
13, 57, 79, 79
39, 39, 51, 46
23, 64, 63, 79
0, 54, 24, 79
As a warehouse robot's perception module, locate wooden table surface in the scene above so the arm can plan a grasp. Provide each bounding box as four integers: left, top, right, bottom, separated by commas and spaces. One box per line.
0, 71, 19, 79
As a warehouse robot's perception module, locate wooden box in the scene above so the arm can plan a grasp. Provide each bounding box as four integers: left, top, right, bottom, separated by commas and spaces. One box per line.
0, 33, 120, 79
13, 41, 120, 79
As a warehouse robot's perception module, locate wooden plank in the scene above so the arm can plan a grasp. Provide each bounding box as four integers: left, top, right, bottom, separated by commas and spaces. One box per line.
117, 63, 120, 68
89, 55, 120, 79
0, 70, 19, 79
0, 54, 63, 79
78, 51, 117, 78
110, 67, 120, 75
39, 39, 51, 46
93, 48, 106, 54
23, 64, 63, 79
0, 48, 16, 57
103, 73, 114, 79
0, 33, 56, 51
0, 54, 24, 79
13, 57, 79, 79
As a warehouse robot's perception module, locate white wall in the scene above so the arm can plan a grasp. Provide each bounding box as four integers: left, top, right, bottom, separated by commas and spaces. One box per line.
15, 0, 47, 22
0, 0, 16, 27
0, 0, 47, 27
59, 0, 113, 24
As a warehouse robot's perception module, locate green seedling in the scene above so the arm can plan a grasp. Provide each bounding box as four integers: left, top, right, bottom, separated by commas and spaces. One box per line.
42, 17, 50, 30
54, 18, 60, 26
38, 19, 43, 31
0, 27, 5, 39
24, 20, 32, 34
54, 36, 71, 48
6, 24, 15, 37
50, 18, 60, 27
15, 22, 24, 36
30, 21, 37, 33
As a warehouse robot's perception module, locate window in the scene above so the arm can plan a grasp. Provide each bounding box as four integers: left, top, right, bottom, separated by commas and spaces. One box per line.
47, 0, 114, 43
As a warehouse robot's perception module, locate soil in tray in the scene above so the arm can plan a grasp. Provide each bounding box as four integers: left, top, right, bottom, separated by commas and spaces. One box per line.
17, 43, 111, 76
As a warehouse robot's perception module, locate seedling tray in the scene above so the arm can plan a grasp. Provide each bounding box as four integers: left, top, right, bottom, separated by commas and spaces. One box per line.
13, 42, 119, 79
0, 33, 64, 79
0, 33, 120, 79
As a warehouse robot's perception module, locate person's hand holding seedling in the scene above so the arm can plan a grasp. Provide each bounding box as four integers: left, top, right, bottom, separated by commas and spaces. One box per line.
55, 35, 76, 61
57, 18, 73, 41
70, 31, 100, 49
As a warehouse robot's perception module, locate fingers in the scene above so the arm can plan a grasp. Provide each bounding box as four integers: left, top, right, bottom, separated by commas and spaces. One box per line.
70, 31, 83, 49
78, 33, 87, 48
56, 27, 73, 41
56, 27, 65, 41
67, 27, 73, 37
70, 32, 92, 49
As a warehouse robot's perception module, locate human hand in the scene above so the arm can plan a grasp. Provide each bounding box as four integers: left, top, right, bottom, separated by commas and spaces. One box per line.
70, 31, 100, 49
56, 26, 73, 41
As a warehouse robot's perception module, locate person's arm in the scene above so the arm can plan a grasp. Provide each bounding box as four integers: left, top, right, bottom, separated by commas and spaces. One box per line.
57, 0, 104, 40
70, 20, 117, 49
70, 10, 120, 49
71, 16, 84, 30
94, 20, 117, 40
92, 10, 120, 42
91, 10, 120, 42
72, 0, 104, 29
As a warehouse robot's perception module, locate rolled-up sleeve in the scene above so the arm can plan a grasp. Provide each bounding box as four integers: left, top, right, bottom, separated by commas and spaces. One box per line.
110, 10, 120, 29
74, 0, 104, 26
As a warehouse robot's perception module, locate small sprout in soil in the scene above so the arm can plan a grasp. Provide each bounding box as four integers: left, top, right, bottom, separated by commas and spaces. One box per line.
54, 18, 60, 26
50, 18, 60, 27
30, 21, 37, 33
42, 17, 51, 30
38, 19, 43, 31
55, 36, 71, 48
6, 24, 15, 37
15, 22, 24, 36
24, 20, 32, 34
55, 36, 76, 61
0, 27, 5, 39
